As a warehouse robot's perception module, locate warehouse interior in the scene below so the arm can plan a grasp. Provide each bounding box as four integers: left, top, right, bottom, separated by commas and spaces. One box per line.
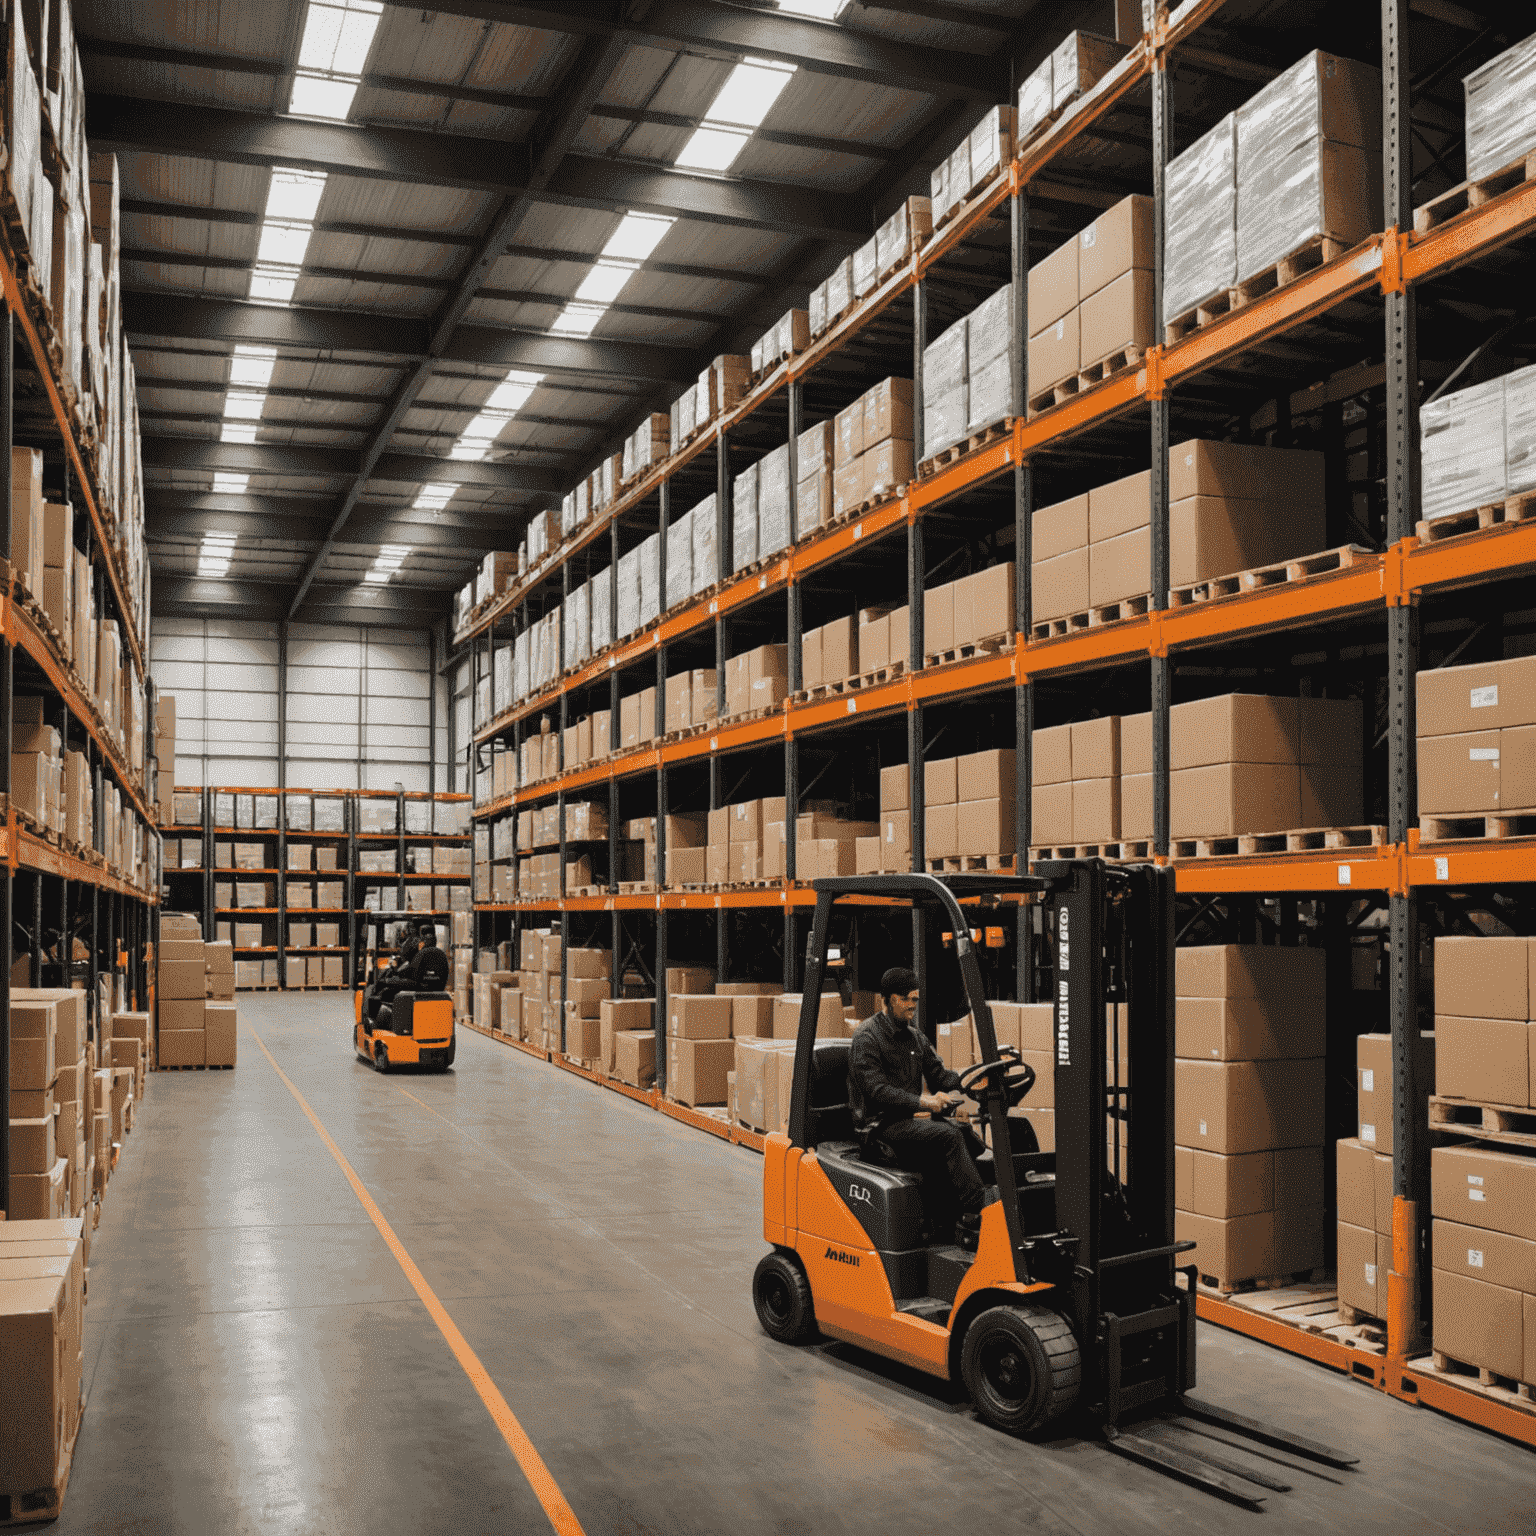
5, 0, 1536, 1528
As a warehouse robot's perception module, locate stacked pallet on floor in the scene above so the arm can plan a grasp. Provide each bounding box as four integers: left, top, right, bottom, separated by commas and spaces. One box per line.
154, 913, 238, 1070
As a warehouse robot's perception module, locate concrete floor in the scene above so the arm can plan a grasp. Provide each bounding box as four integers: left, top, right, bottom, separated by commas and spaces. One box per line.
48, 992, 1536, 1534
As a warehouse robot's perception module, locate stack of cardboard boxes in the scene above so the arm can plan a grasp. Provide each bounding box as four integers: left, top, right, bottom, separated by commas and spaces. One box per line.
1032, 694, 1362, 849
922, 749, 1017, 863
940, 1002, 1056, 1152
831, 378, 914, 519
1172, 946, 1326, 1291
724, 643, 788, 720
792, 805, 878, 882
156, 916, 238, 1067
750, 307, 810, 379
854, 601, 910, 681
1031, 439, 1326, 625
1017, 30, 1128, 143
921, 565, 1014, 663
8, 989, 91, 1221
0, 1212, 90, 1506
1428, 934, 1536, 1384
663, 667, 719, 735
859, 764, 913, 874
1417, 654, 1536, 827
508, 931, 613, 1055
153, 695, 175, 823
601, 997, 657, 1088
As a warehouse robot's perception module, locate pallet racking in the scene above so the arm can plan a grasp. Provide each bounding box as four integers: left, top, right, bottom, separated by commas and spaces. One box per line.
455, 3, 1536, 1445
0, 138, 157, 1202
161, 787, 470, 990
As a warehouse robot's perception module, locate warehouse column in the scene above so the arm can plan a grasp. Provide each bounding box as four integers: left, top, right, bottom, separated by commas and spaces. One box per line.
608, 522, 621, 756
787, 379, 803, 693
784, 727, 799, 991
1149, 44, 1173, 859
908, 508, 928, 1033
655, 482, 671, 1070
1011, 181, 1035, 1001
1383, 0, 1426, 1359
0, 300, 12, 1197
716, 427, 732, 719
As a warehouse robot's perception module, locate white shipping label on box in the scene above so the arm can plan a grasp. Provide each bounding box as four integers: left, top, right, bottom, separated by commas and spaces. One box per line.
1471, 685, 1498, 708
1468, 1248, 1484, 1268
1361, 1122, 1376, 1144
1362, 1068, 1374, 1092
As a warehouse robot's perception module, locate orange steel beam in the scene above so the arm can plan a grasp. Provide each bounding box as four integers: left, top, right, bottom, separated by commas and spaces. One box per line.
1404, 829, 1536, 889
1402, 521, 1536, 596
1403, 178, 1536, 286
1394, 1365, 1536, 1450
1172, 844, 1396, 895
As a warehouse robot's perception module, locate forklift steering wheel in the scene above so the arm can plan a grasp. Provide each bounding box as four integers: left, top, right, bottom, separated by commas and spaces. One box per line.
958, 1050, 1036, 1106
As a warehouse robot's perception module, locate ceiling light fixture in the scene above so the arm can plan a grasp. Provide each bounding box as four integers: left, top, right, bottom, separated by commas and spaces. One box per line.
674, 57, 795, 173
447, 369, 545, 461
363, 544, 411, 584
197, 531, 238, 579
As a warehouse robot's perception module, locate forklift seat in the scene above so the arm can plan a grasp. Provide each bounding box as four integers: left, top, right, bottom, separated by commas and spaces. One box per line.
804, 1039, 855, 1145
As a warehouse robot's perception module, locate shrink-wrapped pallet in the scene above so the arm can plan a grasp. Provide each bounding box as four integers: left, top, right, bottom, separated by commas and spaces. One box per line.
1463, 31, 1536, 182
1051, 32, 1127, 114
677, 382, 696, 441
665, 511, 692, 607
633, 412, 669, 477
852, 235, 879, 300
809, 279, 828, 337
590, 565, 613, 653
1164, 114, 1237, 326
493, 644, 513, 715
638, 531, 661, 628
1419, 376, 1506, 523
929, 152, 952, 225
875, 196, 932, 276
923, 316, 968, 456
526, 509, 551, 563
825, 257, 854, 329
1234, 52, 1380, 283
968, 104, 1015, 194
561, 491, 577, 537
1504, 361, 1536, 497
690, 495, 718, 595
757, 444, 792, 559
616, 546, 642, 639
966, 283, 1013, 435
513, 631, 529, 702
563, 582, 590, 668
1018, 54, 1053, 143
733, 461, 759, 572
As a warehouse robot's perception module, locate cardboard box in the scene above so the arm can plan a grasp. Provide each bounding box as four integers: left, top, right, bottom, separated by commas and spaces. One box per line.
925, 755, 958, 806
1174, 1058, 1325, 1154
1176, 943, 1326, 1000
1176, 996, 1325, 1061
1432, 1267, 1524, 1382
1027, 310, 1078, 392
1357, 1033, 1392, 1153
1434, 1216, 1536, 1295
205, 1004, 238, 1067
1337, 1220, 1386, 1319
1087, 525, 1149, 608
772, 993, 846, 1040
1436, 1015, 1528, 1105
159, 1029, 206, 1067
1028, 236, 1078, 328
1034, 494, 1089, 562
1079, 193, 1153, 300
1434, 935, 1530, 1021
1431, 1143, 1536, 1242
599, 1000, 653, 1074
614, 1030, 656, 1088
665, 966, 714, 997
1171, 762, 1301, 840
669, 994, 734, 1041
0, 1270, 72, 1490
666, 1036, 733, 1106
1079, 267, 1154, 367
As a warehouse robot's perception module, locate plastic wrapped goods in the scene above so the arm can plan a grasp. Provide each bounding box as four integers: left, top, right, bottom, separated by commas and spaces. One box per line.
733, 461, 759, 572
1420, 376, 1506, 522
665, 511, 692, 607
616, 546, 642, 638
876, 197, 933, 278
691, 495, 718, 595
1164, 114, 1237, 325
493, 644, 513, 715
968, 105, 1015, 194
590, 565, 613, 652
826, 257, 854, 327
513, 631, 529, 701
526, 509, 550, 563
757, 444, 792, 558
1018, 54, 1053, 142
929, 154, 951, 225
563, 583, 590, 668
967, 352, 1012, 436
639, 531, 661, 628
1235, 52, 1381, 281
677, 382, 696, 441
1464, 32, 1536, 182
809, 279, 827, 337
967, 283, 1012, 369
852, 235, 879, 299
1051, 32, 1127, 114
633, 412, 669, 477
923, 315, 968, 456
1505, 362, 1536, 497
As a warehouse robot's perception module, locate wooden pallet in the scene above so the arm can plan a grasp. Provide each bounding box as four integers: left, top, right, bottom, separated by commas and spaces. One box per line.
1419, 812, 1536, 843
789, 672, 870, 706
924, 854, 1017, 873
1193, 1275, 1388, 1352
1429, 1094, 1536, 1149
1030, 841, 1153, 862
1194, 1266, 1318, 1299
1423, 1350, 1536, 1404
1230, 234, 1346, 309
933, 162, 1003, 231
1076, 344, 1143, 392
923, 634, 1011, 669
1414, 150, 1536, 233
156, 1062, 235, 1071
1, 1401, 84, 1527
1164, 286, 1237, 345
1172, 824, 1386, 860
1416, 491, 1536, 545
916, 420, 1010, 479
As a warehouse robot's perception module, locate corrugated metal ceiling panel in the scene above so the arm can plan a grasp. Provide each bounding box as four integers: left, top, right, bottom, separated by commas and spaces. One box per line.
728, 138, 872, 193
291, 273, 439, 315
82, 0, 304, 56
122, 211, 255, 263
305, 230, 462, 280
122, 261, 250, 300
115, 150, 268, 216
95, 58, 279, 113
316, 176, 490, 238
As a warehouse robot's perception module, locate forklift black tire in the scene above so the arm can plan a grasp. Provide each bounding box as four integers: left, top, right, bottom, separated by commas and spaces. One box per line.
961, 1305, 1080, 1435
752, 1252, 817, 1344
373, 1044, 391, 1074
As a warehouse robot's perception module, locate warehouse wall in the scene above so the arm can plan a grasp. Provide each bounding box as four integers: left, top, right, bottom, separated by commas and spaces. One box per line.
150, 618, 451, 792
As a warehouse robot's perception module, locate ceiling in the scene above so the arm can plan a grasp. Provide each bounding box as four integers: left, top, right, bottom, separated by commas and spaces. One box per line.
78, 0, 1070, 632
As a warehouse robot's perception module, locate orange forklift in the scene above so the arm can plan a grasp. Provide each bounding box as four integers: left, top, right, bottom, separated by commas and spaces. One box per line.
352, 913, 455, 1072
752, 864, 1354, 1506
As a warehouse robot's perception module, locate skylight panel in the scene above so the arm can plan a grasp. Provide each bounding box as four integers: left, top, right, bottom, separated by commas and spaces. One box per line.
413, 483, 455, 511
198, 531, 238, 578
776, 0, 848, 18
290, 0, 383, 121
363, 544, 410, 584
574, 263, 637, 306
600, 212, 675, 263
212, 472, 250, 495
263, 168, 328, 225
674, 125, 752, 173
484, 376, 539, 412
709, 59, 796, 130
551, 302, 606, 338
255, 222, 314, 268
228, 346, 277, 390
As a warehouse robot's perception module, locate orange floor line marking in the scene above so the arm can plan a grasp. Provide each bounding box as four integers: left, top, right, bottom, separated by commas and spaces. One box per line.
249, 1026, 586, 1536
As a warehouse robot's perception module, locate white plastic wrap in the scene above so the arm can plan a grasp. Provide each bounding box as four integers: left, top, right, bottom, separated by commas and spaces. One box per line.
733, 461, 759, 571
1051, 31, 1126, 113
809, 279, 827, 336
638, 531, 661, 627
946, 137, 972, 209
621, 435, 635, 484
1465, 32, 1536, 181
665, 511, 692, 607
966, 282, 1012, 367
852, 235, 879, 298
968, 104, 1014, 191
1018, 54, 1053, 141
563, 584, 589, 668
1420, 375, 1506, 521
1504, 361, 1536, 496
560, 492, 576, 536
923, 316, 968, 456
634, 412, 668, 474
929, 154, 951, 224
590, 565, 613, 652
1235, 53, 1381, 280
967, 353, 1012, 435
526, 509, 550, 562
757, 444, 792, 558
691, 495, 718, 595
513, 631, 529, 702
617, 546, 642, 638
678, 382, 696, 440
1164, 113, 1237, 324
826, 257, 854, 325
492, 644, 511, 715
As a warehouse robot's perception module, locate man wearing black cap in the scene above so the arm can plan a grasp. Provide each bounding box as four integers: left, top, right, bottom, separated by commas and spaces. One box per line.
848, 965, 995, 1243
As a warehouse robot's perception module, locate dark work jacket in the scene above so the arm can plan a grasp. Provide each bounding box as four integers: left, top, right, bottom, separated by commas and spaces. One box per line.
848, 1010, 962, 1132
401, 943, 450, 992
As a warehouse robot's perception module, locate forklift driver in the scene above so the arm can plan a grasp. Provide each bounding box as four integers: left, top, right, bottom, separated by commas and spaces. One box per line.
848, 968, 997, 1243
372, 922, 450, 1029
